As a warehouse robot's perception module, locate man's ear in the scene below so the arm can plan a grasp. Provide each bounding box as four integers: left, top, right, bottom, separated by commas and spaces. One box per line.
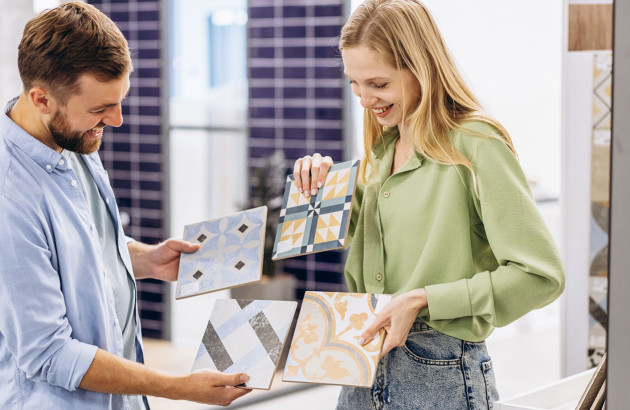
27, 87, 53, 115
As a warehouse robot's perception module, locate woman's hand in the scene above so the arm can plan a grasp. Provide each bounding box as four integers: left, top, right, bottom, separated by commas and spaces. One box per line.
358, 289, 428, 357
293, 153, 333, 197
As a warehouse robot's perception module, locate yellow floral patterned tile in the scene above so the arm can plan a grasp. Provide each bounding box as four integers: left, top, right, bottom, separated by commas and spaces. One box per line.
283, 291, 392, 387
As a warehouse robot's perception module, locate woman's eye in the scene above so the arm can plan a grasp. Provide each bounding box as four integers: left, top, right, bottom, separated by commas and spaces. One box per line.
374, 83, 388, 89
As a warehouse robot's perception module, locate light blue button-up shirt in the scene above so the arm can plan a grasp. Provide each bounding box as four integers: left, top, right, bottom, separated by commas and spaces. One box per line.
0, 98, 144, 409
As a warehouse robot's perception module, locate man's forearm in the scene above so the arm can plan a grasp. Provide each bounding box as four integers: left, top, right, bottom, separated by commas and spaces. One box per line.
79, 348, 183, 399
79, 348, 250, 405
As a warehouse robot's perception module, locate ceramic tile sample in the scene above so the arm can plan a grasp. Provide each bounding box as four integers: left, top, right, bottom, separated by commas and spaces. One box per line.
588, 53, 612, 367
175, 206, 267, 299
192, 299, 298, 389
272, 159, 359, 260
283, 291, 392, 387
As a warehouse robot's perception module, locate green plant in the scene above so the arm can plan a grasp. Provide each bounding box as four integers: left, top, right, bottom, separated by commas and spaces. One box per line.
243, 150, 287, 278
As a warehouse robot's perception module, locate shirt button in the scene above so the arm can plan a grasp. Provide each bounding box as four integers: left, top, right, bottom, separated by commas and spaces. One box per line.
58, 159, 65, 166
71, 180, 78, 187
383, 191, 390, 198
376, 273, 383, 281
46, 164, 52, 170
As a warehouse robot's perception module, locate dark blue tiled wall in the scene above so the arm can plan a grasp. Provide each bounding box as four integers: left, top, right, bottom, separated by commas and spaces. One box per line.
248, 0, 350, 299
89, 0, 167, 339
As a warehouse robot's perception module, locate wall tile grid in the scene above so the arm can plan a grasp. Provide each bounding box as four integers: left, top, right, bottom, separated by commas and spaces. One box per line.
89, 0, 167, 339
248, 0, 350, 300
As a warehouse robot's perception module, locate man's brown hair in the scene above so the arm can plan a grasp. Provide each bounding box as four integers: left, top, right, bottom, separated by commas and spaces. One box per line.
18, 1, 132, 104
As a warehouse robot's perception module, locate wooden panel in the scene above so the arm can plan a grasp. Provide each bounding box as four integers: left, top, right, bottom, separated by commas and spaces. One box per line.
569, 4, 613, 51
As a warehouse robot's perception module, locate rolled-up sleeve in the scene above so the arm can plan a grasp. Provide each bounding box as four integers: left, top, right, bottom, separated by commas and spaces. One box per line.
0, 196, 97, 391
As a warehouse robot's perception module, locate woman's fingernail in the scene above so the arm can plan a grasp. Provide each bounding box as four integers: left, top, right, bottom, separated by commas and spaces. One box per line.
298, 186, 303, 193
240, 374, 248, 383
357, 337, 365, 345
311, 188, 317, 195
317, 182, 322, 188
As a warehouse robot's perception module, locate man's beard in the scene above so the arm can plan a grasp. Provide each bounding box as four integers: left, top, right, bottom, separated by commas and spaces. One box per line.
48, 110, 103, 154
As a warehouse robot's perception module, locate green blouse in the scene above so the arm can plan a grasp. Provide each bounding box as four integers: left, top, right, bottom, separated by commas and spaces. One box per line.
344, 121, 565, 342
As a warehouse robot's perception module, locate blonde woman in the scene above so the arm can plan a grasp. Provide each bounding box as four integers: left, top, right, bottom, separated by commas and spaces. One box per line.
294, 0, 565, 408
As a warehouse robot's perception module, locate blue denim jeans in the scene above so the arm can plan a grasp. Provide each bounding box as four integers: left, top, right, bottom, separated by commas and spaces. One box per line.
336, 319, 499, 409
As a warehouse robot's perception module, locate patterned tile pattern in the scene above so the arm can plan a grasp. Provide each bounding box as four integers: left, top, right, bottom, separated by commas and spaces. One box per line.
283, 291, 392, 387
273, 159, 359, 260
588, 53, 611, 368
175, 207, 267, 299
89, 0, 167, 339
247, 0, 350, 297
193, 299, 298, 389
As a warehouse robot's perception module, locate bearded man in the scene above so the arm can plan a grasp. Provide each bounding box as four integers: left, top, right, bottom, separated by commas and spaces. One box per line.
0, 3, 249, 408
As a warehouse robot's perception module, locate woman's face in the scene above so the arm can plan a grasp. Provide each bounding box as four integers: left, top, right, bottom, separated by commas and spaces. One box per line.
342, 45, 421, 129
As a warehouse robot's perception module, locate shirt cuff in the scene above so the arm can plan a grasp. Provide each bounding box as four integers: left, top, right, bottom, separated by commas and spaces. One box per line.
425, 278, 472, 321
49, 340, 98, 391
425, 271, 494, 321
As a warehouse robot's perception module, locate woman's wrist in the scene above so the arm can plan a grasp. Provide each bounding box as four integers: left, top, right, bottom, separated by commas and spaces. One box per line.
408, 288, 428, 312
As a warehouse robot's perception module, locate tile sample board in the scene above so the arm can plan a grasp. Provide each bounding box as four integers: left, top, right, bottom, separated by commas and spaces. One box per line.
272, 159, 359, 260
192, 299, 298, 390
283, 291, 392, 387
588, 53, 612, 368
175, 206, 267, 299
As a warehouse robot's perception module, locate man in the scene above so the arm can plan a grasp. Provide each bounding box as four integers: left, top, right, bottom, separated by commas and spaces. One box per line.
0, 3, 250, 408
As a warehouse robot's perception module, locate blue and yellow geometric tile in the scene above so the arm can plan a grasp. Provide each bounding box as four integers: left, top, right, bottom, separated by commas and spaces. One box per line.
273, 160, 359, 260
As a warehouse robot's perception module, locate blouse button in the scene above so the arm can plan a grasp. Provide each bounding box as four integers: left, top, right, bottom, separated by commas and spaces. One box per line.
383, 191, 390, 198
376, 273, 383, 281
58, 159, 65, 166
46, 164, 52, 171
71, 180, 78, 187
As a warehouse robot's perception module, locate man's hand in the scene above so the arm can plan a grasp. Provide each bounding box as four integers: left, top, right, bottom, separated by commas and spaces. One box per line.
127, 239, 200, 281
181, 369, 252, 406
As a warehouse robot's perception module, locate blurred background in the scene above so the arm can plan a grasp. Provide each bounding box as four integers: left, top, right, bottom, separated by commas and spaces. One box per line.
0, 0, 611, 408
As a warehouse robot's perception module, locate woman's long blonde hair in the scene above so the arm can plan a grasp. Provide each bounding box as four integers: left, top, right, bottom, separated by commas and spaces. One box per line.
340, 0, 515, 180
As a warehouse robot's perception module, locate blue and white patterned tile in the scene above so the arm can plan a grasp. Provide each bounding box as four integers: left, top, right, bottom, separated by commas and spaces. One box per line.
192, 299, 298, 389
175, 206, 267, 299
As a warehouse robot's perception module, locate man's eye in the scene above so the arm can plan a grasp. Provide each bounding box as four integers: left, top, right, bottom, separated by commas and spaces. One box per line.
92, 109, 105, 114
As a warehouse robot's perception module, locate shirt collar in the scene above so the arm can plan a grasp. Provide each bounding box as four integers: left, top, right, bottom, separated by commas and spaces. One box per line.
371, 126, 399, 159
371, 126, 424, 165
2, 97, 66, 174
